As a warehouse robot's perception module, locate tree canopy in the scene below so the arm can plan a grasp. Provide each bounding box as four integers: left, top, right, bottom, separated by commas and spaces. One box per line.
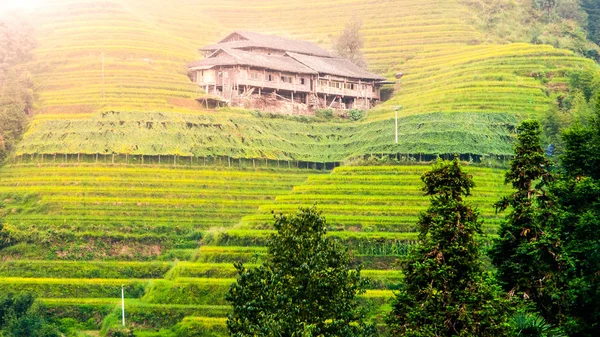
490, 120, 567, 326
387, 159, 508, 337
226, 206, 377, 337
333, 17, 366, 69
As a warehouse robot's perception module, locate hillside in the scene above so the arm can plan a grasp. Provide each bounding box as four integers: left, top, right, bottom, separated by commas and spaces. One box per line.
0, 163, 511, 334
1, 0, 600, 334
12, 0, 599, 161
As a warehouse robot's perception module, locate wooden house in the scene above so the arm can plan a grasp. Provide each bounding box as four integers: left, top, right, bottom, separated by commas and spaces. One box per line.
188, 31, 388, 111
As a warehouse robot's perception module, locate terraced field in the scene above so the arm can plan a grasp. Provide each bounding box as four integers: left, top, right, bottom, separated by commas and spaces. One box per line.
16, 0, 600, 161
0, 164, 510, 334
32, 0, 217, 114
238, 165, 511, 234
0, 165, 318, 260
16, 110, 518, 161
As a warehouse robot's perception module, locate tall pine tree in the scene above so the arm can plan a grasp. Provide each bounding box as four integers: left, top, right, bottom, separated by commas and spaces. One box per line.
550, 95, 600, 336
387, 159, 508, 337
490, 120, 567, 325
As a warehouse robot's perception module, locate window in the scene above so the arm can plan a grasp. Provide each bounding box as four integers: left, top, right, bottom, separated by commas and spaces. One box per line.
280, 76, 293, 84
300, 78, 305, 85
344, 83, 356, 90
250, 72, 261, 81
267, 74, 274, 81
331, 81, 342, 89
319, 80, 328, 87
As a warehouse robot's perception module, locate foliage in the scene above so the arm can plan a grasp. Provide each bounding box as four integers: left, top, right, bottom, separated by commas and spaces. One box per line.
0, 13, 35, 162
461, 0, 594, 56
347, 109, 363, 121
0, 293, 60, 337
547, 106, 600, 336
314, 108, 334, 119
387, 159, 509, 337
490, 120, 567, 326
510, 310, 566, 337
106, 328, 136, 337
226, 206, 377, 337
581, 0, 600, 46
333, 17, 366, 69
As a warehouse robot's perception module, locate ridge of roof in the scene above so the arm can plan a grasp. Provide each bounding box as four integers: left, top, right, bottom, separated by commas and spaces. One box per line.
188, 48, 317, 75
286, 51, 385, 81
200, 31, 332, 57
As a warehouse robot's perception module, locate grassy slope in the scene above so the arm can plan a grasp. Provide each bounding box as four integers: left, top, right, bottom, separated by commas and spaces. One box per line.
0, 164, 510, 333
17, 0, 600, 160
4, 0, 598, 333
0, 165, 318, 260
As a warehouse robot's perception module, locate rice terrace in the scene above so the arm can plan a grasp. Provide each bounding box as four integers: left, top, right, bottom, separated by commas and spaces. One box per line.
0, 0, 599, 336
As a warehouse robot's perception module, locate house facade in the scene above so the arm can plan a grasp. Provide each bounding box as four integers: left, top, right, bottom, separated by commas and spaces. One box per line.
188, 31, 388, 111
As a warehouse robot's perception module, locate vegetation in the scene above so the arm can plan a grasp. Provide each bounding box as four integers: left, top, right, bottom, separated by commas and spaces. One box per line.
15, 111, 519, 162
387, 159, 508, 336
240, 165, 511, 234
1, 0, 600, 335
0, 293, 60, 337
490, 120, 563, 316
333, 17, 366, 68
226, 206, 376, 337
581, 0, 600, 48
549, 103, 600, 336
7, 0, 597, 162
491, 116, 600, 336
0, 13, 36, 162
0, 166, 315, 260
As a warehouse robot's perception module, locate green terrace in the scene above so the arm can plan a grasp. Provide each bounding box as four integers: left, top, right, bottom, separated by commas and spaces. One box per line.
0, 163, 511, 334
0, 165, 318, 260
16, 110, 519, 161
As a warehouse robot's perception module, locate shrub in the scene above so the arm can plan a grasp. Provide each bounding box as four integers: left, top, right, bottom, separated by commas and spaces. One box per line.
315, 109, 334, 119
348, 109, 363, 121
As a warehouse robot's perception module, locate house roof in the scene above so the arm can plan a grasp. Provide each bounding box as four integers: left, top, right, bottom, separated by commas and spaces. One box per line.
188, 48, 317, 75
191, 32, 386, 81
200, 31, 331, 57
286, 52, 385, 81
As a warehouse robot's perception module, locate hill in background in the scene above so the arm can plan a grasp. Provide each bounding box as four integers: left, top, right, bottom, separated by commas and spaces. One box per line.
8, 0, 599, 162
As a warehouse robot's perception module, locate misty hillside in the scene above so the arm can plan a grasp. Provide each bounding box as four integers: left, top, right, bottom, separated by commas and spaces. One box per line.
5, 0, 596, 161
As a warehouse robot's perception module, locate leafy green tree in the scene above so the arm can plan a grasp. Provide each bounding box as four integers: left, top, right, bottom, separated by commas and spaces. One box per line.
548, 102, 600, 336
490, 120, 568, 325
387, 159, 509, 337
0, 293, 60, 337
226, 206, 376, 337
581, 0, 600, 45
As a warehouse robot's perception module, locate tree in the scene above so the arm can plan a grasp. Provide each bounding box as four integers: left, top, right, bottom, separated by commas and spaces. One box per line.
580, 0, 600, 45
0, 12, 36, 162
548, 100, 600, 336
490, 120, 567, 325
387, 159, 508, 337
534, 0, 558, 18
226, 206, 376, 337
333, 18, 366, 69
0, 293, 60, 337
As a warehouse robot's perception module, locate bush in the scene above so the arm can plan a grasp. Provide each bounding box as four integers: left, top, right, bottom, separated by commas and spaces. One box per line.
315, 109, 334, 119
348, 109, 363, 121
